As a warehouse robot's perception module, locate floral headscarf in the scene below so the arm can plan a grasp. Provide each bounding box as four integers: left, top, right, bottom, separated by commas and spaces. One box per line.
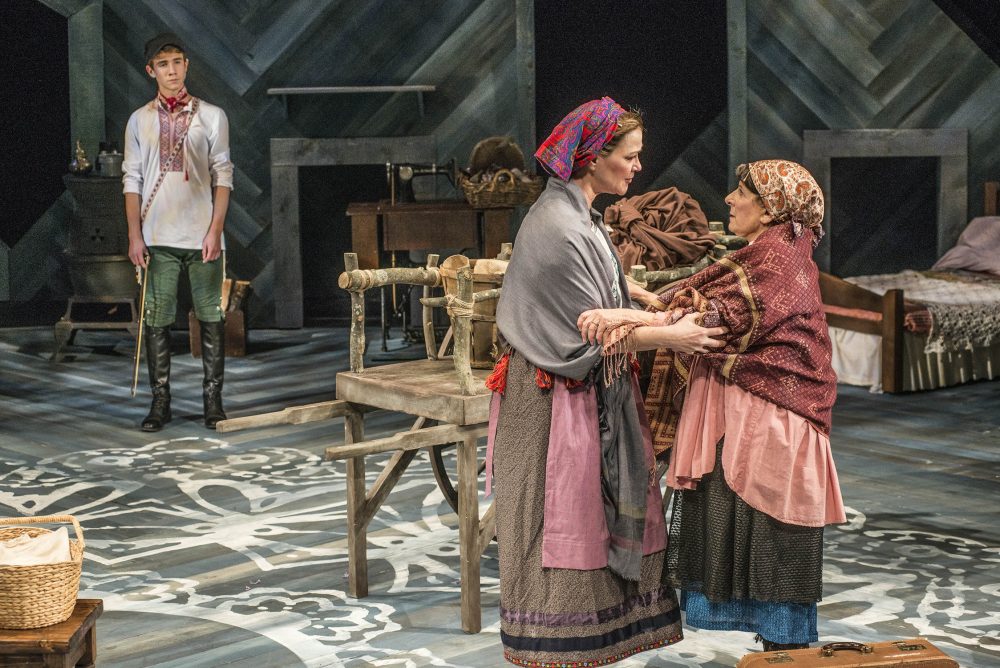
741, 160, 825, 246
535, 97, 625, 181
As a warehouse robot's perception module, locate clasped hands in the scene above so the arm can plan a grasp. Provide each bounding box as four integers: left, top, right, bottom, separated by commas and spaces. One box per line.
577, 307, 728, 355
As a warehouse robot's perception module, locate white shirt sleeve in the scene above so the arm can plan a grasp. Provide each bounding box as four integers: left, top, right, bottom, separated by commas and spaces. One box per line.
208, 109, 234, 191
121, 112, 143, 195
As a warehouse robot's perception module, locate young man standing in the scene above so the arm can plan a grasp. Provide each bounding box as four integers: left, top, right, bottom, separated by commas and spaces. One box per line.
123, 33, 234, 431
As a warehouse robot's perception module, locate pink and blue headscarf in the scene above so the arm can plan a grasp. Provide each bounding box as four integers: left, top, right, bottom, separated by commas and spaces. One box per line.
535, 96, 625, 181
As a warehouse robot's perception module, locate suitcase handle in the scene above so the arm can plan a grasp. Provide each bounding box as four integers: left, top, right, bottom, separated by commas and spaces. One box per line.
821, 642, 874, 657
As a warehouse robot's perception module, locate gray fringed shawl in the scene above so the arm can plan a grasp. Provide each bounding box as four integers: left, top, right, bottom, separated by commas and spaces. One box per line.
496, 177, 651, 580
497, 178, 629, 379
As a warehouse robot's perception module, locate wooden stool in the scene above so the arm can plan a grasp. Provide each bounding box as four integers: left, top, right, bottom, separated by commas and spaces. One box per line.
0, 599, 102, 667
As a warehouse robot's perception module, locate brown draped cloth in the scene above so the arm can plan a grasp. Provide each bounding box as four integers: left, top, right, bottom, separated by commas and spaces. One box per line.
606, 187, 716, 271
641, 223, 837, 457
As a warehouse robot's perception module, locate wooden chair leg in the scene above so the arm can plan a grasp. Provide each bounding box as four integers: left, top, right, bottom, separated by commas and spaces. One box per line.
345, 408, 368, 599
457, 434, 481, 633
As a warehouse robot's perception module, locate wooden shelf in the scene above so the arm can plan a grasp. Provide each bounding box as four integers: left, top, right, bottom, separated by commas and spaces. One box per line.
267, 85, 435, 117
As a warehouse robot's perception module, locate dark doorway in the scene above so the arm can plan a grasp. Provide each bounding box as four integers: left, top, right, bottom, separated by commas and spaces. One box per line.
534, 0, 727, 213
299, 165, 389, 323
830, 157, 939, 277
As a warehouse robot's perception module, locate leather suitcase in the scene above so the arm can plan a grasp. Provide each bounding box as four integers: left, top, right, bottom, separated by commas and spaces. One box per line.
736, 638, 958, 667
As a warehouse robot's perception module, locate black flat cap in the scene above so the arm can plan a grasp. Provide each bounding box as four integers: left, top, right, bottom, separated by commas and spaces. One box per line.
144, 32, 185, 62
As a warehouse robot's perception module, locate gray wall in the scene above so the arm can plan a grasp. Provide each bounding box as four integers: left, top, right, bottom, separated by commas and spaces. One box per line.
7, 0, 532, 326
653, 0, 998, 242
6, 0, 998, 318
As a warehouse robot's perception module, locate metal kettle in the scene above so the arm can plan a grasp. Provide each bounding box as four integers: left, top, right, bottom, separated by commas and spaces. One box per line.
98, 149, 123, 178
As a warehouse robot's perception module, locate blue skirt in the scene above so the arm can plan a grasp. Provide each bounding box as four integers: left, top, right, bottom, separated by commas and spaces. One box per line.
681, 589, 818, 644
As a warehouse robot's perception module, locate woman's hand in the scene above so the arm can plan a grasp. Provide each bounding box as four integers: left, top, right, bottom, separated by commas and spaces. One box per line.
578, 308, 653, 345
657, 312, 727, 354
628, 283, 662, 310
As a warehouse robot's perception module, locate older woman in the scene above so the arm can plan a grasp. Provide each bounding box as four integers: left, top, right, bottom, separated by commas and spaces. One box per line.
580, 160, 847, 652
486, 98, 724, 666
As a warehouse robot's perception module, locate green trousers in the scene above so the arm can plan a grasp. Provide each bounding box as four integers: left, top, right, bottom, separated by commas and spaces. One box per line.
145, 247, 224, 327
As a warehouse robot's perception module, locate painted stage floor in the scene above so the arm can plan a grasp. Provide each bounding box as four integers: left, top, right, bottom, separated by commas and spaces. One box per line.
0, 326, 997, 666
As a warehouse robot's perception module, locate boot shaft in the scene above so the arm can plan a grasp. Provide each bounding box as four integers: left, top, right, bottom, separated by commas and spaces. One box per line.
199, 319, 227, 428
144, 325, 172, 393
198, 319, 226, 396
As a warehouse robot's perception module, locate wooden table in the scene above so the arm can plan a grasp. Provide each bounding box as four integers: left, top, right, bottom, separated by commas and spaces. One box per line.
346, 200, 512, 270
347, 200, 512, 349
0, 599, 102, 667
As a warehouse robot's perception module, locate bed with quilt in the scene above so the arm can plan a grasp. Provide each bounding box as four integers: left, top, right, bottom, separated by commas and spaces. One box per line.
821, 183, 1000, 392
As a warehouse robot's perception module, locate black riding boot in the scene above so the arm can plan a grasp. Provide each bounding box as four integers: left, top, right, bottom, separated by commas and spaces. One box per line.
141, 325, 172, 432
200, 319, 227, 429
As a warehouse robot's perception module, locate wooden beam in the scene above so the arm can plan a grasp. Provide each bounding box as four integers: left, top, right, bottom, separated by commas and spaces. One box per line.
267, 85, 435, 95
345, 253, 366, 373
325, 423, 488, 461
727, 0, 747, 190
345, 407, 368, 599
452, 267, 477, 396
938, 150, 968, 257
423, 254, 440, 360
214, 400, 350, 433
359, 449, 418, 528
357, 417, 427, 527
338, 266, 441, 292
986, 181, 999, 217
458, 434, 481, 633
271, 164, 302, 328
67, 0, 104, 161
515, 0, 536, 164
880, 289, 904, 394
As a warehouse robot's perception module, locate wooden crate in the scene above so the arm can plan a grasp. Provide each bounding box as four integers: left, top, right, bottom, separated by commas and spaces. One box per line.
189, 279, 251, 358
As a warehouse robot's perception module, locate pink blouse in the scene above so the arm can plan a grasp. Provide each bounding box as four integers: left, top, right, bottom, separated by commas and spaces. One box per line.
668, 356, 847, 527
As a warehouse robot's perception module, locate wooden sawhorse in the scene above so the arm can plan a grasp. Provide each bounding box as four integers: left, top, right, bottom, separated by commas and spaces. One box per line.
324, 252, 499, 633
217, 251, 502, 632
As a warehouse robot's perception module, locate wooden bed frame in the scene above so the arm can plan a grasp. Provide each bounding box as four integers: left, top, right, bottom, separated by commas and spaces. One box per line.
819, 181, 999, 393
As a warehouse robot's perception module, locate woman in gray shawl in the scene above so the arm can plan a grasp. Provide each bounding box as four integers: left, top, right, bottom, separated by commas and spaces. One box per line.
487, 98, 724, 667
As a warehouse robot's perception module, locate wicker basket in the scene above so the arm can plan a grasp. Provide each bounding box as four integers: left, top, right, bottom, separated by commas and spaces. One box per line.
459, 168, 543, 208
439, 255, 508, 369
0, 515, 84, 629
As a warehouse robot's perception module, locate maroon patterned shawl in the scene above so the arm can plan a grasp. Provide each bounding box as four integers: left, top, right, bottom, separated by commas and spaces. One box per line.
645, 223, 837, 456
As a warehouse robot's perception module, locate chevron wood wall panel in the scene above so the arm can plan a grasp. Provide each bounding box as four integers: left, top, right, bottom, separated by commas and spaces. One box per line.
650, 0, 998, 243
101, 0, 520, 326
745, 0, 999, 217
12, 1, 996, 318
12, 0, 523, 326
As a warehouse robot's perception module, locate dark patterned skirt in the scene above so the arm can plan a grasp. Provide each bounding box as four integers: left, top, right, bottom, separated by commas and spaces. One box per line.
493, 352, 683, 667
666, 441, 824, 644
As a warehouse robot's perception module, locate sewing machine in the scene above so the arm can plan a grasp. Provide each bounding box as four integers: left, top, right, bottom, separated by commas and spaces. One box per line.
386, 158, 462, 204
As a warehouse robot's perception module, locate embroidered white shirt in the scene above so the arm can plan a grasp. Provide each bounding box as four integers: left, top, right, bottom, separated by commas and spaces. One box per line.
122, 97, 234, 249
